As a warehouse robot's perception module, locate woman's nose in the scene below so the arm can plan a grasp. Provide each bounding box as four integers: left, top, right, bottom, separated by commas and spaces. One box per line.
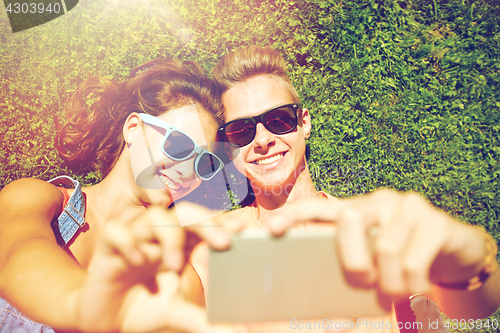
172, 157, 197, 180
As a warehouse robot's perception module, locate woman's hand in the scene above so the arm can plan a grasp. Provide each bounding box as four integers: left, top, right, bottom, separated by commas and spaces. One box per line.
75, 203, 239, 333
267, 189, 498, 313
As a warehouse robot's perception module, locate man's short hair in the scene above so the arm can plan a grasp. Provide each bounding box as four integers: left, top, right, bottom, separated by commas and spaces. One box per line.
212, 45, 300, 105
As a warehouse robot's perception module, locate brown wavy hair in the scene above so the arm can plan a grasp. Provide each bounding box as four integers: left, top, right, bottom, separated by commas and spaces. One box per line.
56, 58, 223, 178
211, 45, 300, 105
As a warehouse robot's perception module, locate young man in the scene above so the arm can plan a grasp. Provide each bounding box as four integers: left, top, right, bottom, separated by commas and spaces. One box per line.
181, 46, 500, 332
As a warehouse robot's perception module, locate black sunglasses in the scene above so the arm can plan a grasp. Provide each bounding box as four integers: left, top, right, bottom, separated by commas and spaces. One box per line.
219, 103, 301, 148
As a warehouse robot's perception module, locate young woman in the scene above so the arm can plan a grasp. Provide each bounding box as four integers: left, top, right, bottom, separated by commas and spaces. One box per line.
0, 58, 236, 333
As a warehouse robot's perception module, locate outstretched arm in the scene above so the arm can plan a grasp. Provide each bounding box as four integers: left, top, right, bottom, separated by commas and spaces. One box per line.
0, 178, 237, 332
0, 178, 84, 329
267, 189, 500, 320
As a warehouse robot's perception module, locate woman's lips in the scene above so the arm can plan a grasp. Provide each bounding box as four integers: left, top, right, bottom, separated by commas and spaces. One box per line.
157, 173, 181, 192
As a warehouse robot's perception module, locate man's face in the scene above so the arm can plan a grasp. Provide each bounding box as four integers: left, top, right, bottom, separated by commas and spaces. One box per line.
222, 75, 311, 191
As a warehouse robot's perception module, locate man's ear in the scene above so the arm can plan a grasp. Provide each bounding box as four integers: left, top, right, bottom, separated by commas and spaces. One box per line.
123, 113, 141, 145
300, 108, 312, 139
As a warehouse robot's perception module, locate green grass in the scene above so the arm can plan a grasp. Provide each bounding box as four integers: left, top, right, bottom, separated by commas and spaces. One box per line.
1, 0, 499, 329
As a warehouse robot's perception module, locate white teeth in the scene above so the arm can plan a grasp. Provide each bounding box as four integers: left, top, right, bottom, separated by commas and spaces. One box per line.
158, 174, 180, 191
256, 153, 284, 166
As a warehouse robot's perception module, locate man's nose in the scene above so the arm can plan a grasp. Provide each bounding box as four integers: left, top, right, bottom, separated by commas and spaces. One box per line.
253, 123, 275, 149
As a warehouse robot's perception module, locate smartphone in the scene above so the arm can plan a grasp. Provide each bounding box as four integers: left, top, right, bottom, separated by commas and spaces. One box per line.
208, 227, 390, 323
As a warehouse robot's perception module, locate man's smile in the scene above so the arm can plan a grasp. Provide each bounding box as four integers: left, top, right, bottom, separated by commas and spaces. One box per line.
252, 152, 286, 166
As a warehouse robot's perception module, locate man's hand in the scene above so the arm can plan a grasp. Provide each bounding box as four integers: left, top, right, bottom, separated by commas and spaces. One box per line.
268, 189, 493, 299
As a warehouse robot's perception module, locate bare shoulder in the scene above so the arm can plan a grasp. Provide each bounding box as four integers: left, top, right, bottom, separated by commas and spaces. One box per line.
0, 178, 64, 218
0, 178, 64, 246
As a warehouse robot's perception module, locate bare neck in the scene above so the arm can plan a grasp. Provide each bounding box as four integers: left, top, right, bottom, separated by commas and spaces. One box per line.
252, 160, 318, 228
82, 154, 148, 228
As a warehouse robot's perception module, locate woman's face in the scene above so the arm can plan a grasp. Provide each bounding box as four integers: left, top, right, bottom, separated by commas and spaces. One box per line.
126, 104, 217, 207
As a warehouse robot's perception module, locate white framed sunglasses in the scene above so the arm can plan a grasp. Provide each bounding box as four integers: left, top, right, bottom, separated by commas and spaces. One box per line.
138, 113, 224, 180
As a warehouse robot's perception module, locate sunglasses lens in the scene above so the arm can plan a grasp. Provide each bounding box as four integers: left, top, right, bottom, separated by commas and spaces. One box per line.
164, 131, 195, 159
225, 119, 256, 147
222, 104, 298, 147
264, 106, 297, 133
197, 153, 222, 179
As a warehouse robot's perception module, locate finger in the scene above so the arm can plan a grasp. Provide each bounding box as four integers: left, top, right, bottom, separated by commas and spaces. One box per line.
348, 188, 402, 227
337, 208, 377, 287
174, 201, 237, 251
146, 206, 186, 271
267, 198, 344, 235
136, 242, 162, 265
128, 216, 164, 265
403, 210, 449, 294
212, 208, 246, 233
147, 203, 233, 271
267, 189, 400, 236
173, 200, 226, 228
375, 218, 413, 295
102, 223, 144, 266
130, 215, 156, 241
186, 216, 235, 252
363, 191, 412, 294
